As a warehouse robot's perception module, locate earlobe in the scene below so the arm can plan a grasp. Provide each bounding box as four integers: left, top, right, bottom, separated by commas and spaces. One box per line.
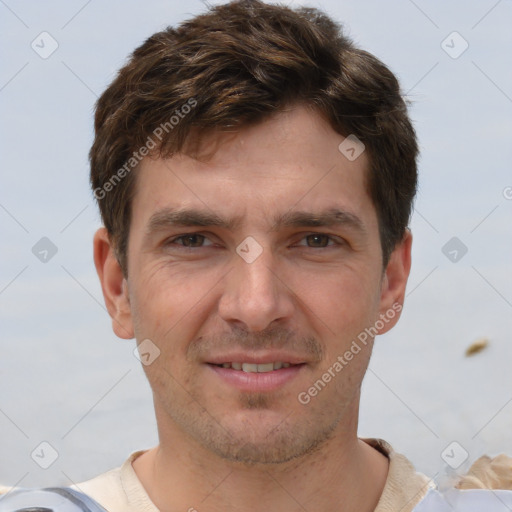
376, 229, 412, 335
93, 227, 134, 339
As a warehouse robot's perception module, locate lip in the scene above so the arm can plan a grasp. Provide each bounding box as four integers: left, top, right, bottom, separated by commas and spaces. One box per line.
207, 362, 306, 393
205, 351, 308, 366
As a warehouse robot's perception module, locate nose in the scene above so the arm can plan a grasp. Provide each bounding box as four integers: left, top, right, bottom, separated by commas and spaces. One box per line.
217, 245, 295, 332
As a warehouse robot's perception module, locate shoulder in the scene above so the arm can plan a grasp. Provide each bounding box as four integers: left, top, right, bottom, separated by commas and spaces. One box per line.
0, 451, 154, 512
362, 437, 435, 512
365, 440, 512, 511
73, 465, 126, 505
72, 450, 158, 512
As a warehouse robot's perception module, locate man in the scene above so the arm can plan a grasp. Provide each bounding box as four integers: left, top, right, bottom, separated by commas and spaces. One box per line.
85, 2, 424, 508
1, 1, 510, 511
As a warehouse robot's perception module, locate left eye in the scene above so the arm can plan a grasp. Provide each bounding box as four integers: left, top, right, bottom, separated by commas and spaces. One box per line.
298, 234, 335, 248
171, 234, 213, 247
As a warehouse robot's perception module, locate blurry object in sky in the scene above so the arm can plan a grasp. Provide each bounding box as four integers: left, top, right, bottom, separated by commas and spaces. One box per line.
465, 337, 489, 357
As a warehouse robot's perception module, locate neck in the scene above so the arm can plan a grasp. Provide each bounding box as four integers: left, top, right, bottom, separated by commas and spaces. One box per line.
133, 407, 389, 512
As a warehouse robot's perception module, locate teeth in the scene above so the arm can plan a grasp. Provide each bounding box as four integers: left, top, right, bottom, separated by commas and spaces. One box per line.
254, 362, 274, 373
218, 362, 292, 372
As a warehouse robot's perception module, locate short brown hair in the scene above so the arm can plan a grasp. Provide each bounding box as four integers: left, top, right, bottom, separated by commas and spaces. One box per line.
90, 0, 418, 274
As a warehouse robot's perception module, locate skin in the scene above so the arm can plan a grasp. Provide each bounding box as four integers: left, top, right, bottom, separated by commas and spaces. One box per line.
94, 105, 412, 512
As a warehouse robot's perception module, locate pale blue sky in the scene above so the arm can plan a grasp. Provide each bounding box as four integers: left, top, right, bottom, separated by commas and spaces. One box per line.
1, 0, 511, 488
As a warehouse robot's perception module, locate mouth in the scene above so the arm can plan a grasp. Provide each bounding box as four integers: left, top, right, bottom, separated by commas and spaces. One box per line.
211, 361, 296, 372
206, 357, 307, 393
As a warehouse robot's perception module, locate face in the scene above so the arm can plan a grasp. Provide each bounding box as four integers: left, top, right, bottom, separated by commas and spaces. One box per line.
95, 105, 411, 465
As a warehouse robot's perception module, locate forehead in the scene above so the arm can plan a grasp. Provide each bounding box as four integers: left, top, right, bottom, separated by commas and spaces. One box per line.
131, 105, 376, 231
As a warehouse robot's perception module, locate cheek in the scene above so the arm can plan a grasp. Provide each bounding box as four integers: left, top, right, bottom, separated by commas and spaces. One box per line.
293, 264, 380, 324
129, 260, 224, 344
290, 266, 382, 369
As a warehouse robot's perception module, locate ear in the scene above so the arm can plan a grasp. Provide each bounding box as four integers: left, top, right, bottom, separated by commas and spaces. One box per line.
376, 229, 412, 335
93, 227, 134, 339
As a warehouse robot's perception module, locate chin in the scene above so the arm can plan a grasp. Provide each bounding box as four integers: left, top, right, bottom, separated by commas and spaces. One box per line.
209, 426, 332, 465
201, 408, 338, 466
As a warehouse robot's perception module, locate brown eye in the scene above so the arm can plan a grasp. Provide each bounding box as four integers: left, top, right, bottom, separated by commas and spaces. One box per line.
305, 234, 331, 247
176, 234, 207, 247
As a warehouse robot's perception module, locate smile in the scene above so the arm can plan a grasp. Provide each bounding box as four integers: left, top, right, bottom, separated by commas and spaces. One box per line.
208, 361, 306, 393
214, 362, 293, 372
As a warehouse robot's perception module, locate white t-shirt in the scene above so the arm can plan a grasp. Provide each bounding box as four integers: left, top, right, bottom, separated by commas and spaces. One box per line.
71, 438, 434, 512
3, 438, 510, 510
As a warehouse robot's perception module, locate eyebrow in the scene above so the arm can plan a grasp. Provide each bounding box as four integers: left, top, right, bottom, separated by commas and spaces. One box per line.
146, 208, 243, 234
145, 206, 366, 237
271, 208, 366, 233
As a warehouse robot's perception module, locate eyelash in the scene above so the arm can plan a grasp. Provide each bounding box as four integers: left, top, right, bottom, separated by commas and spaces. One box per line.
165, 233, 343, 249
167, 234, 214, 248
